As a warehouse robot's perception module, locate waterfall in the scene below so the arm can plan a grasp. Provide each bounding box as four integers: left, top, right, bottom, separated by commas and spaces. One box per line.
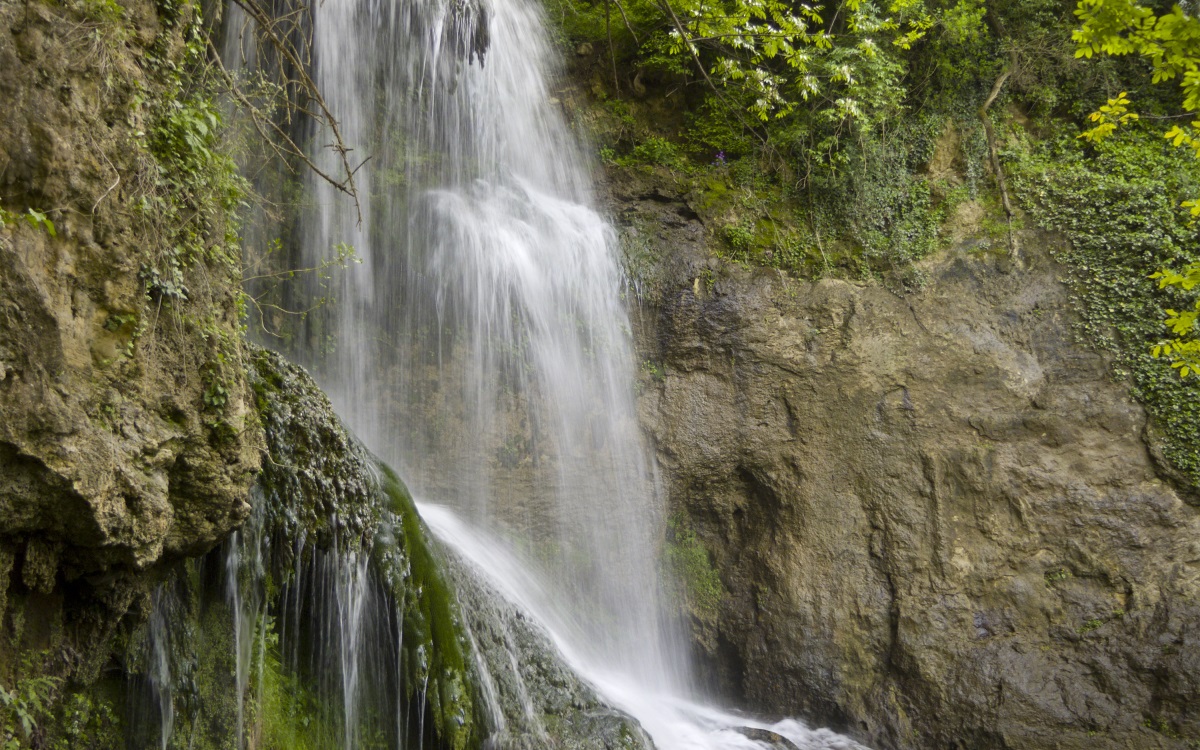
300, 0, 677, 693
256, 0, 875, 745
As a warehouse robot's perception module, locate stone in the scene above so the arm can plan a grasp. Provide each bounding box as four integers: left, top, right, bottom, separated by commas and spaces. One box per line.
617, 174, 1200, 750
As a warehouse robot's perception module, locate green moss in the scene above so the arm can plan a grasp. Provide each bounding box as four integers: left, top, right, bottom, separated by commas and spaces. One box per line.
663, 516, 725, 624
247, 345, 381, 550
242, 348, 480, 750
376, 466, 479, 750
248, 615, 337, 750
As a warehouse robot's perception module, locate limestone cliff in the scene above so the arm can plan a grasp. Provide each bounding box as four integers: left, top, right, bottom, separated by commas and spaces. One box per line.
0, 0, 260, 683
621, 178, 1200, 750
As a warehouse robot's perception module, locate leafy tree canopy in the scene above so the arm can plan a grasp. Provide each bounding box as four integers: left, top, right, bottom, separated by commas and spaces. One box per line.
1071, 0, 1200, 377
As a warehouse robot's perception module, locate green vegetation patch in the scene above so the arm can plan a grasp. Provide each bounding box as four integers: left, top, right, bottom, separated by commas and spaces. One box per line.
1008, 125, 1200, 489
663, 516, 725, 625
376, 466, 480, 750
248, 615, 338, 750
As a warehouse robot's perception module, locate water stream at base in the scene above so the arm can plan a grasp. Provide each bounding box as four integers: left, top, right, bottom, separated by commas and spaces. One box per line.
420, 502, 869, 750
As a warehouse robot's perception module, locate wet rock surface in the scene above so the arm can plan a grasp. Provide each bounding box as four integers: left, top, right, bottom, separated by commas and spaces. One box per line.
439, 542, 652, 750
619, 178, 1200, 750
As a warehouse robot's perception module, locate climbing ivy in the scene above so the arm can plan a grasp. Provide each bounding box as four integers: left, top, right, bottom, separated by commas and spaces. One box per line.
1151, 262, 1200, 377
1008, 123, 1200, 488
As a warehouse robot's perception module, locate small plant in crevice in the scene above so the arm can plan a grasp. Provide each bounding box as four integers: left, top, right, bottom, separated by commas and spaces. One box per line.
22, 209, 57, 238
0, 655, 62, 749
1044, 568, 1071, 587
641, 359, 665, 381
202, 375, 229, 411
721, 222, 755, 256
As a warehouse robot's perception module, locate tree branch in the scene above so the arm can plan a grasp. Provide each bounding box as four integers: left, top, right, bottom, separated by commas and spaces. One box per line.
979, 50, 1019, 258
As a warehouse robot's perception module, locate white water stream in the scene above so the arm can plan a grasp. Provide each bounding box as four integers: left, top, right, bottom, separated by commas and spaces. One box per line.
303, 0, 677, 695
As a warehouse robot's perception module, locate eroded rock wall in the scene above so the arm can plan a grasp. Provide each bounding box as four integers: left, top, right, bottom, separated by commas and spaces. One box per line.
0, 0, 259, 680
623, 180, 1200, 749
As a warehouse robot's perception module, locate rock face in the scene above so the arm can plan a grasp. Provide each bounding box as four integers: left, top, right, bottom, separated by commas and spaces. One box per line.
623, 183, 1200, 749
0, 0, 260, 671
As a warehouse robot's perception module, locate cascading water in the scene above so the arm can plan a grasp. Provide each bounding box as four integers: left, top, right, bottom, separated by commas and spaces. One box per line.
147, 587, 176, 750
302, 0, 677, 691
284, 0, 871, 746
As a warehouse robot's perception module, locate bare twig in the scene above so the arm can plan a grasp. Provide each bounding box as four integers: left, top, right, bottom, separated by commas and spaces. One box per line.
980, 50, 1019, 258
93, 151, 120, 214
606, 0, 619, 93
204, 30, 367, 220
225, 0, 366, 225
612, 0, 639, 45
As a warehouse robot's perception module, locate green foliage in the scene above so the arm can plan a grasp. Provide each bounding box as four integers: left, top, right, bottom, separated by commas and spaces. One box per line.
1073, 0, 1200, 110
194, 317, 240, 420
22, 209, 57, 238
135, 0, 246, 305
52, 691, 122, 750
812, 114, 952, 267
1151, 261, 1200, 376
641, 359, 665, 380
1009, 124, 1200, 487
1079, 91, 1139, 142
722, 221, 755, 252
622, 136, 686, 168
657, 0, 952, 124
202, 377, 228, 409
0, 658, 62, 748
1142, 716, 1198, 744
1078, 617, 1105, 633
1072, 0, 1200, 214
75, 0, 124, 25
0, 206, 59, 239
